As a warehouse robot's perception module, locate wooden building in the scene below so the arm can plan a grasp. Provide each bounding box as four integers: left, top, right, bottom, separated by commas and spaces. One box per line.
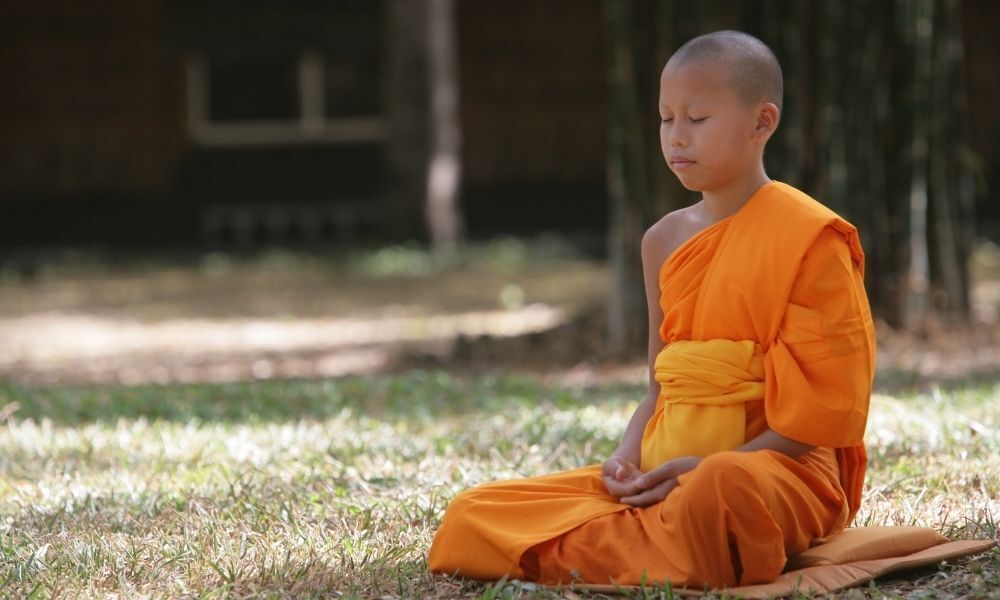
0, 1, 996, 250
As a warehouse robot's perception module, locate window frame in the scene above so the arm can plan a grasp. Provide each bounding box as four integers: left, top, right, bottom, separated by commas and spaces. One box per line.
185, 52, 385, 146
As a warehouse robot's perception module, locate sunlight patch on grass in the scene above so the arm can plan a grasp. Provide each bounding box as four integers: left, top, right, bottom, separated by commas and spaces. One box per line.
0, 374, 995, 597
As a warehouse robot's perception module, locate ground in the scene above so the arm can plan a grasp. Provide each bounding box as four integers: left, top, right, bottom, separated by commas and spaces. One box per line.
0, 238, 997, 598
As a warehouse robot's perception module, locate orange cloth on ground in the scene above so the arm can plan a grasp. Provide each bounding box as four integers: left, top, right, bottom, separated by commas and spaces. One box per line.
427, 182, 876, 588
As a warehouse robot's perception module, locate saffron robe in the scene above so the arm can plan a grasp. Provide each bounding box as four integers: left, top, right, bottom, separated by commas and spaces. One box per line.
428, 181, 876, 588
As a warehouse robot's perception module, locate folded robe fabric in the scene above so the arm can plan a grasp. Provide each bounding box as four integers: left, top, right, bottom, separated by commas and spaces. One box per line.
559, 528, 996, 598
429, 182, 884, 587
641, 339, 764, 471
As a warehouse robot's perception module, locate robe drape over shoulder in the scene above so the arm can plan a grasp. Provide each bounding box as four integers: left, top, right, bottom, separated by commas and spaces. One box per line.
428, 181, 876, 588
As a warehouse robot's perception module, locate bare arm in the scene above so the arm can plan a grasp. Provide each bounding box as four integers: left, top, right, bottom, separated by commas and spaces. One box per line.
620, 425, 816, 507
603, 228, 667, 498
612, 394, 656, 466
611, 227, 667, 466
737, 427, 814, 458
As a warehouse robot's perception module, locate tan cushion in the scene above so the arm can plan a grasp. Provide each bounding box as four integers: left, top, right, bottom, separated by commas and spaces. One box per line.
786, 526, 948, 570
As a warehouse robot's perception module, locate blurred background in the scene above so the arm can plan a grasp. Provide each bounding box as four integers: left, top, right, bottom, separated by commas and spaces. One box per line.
1, 0, 998, 388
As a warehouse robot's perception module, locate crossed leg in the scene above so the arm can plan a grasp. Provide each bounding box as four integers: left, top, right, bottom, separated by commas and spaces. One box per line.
522, 448, 849, 588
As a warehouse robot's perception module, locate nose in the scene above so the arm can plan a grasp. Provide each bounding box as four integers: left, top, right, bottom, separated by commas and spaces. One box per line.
664, 120, 688, 148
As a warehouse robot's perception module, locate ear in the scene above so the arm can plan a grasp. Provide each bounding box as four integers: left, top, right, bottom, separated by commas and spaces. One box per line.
752, 102, 780, 142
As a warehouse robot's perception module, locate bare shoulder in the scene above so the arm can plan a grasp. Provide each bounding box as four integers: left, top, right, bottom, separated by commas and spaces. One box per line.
641, 204, 707, 270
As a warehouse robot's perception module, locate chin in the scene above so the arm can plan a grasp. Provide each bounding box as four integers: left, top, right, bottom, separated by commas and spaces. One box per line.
672, 175, 705, 192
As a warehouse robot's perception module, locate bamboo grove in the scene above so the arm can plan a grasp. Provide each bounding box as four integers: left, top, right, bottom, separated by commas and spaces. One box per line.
604, 0, 977, 350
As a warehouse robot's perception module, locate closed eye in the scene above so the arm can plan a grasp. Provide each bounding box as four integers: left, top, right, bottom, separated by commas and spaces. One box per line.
690, 116, 708, 123
661, 117, 674, 124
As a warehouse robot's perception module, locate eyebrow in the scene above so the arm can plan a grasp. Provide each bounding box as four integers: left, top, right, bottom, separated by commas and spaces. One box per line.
659, 99, 708, 112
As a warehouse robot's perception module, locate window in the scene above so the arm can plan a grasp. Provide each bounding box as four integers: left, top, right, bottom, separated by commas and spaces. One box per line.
209, 56, 299, 121
186, 51, 385, 146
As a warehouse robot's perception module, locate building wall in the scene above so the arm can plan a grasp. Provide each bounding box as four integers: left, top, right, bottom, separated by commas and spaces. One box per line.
455, 0, 609, 235
457, 0, 607, 187
0, 0, 185, 198
1, 1, 995, 247
963, 0, 1000, 231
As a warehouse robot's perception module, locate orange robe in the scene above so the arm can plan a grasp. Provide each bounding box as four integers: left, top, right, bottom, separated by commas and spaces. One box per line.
428, 181, 876, 588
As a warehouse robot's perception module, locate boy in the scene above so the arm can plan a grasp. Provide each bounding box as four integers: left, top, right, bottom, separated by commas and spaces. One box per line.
428, 30, 875, 589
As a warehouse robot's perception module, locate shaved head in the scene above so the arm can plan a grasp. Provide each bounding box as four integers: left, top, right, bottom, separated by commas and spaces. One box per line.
667, 30, 783, 112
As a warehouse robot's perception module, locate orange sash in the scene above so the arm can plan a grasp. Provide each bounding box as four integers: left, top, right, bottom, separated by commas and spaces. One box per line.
640, 339, 764, 471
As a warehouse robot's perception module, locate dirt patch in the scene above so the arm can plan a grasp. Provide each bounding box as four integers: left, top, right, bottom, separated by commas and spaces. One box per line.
0, 250, 997, 390
0, 255, 609, 386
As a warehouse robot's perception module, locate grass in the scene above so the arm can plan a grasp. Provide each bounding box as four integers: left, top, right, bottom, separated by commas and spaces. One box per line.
0, 234, 587, 286
0, 373, 995, 598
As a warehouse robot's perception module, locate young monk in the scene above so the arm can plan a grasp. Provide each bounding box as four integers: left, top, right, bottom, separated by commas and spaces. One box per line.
428, 30, 875, 589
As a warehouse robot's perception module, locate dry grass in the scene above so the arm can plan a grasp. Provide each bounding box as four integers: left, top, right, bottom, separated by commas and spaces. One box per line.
0, 239, 996, 598
0, 372, 995, 599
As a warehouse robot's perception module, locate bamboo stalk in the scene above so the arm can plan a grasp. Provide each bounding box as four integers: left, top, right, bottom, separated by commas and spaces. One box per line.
603, 0, 649, 355
904, 0, 933, 327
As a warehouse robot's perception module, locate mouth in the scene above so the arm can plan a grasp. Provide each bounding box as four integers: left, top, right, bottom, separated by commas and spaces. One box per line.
669, 158, 695, 170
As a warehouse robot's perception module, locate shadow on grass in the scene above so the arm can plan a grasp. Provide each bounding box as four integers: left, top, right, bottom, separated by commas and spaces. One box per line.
4, 364, 996, 428
0, 370, 646, 427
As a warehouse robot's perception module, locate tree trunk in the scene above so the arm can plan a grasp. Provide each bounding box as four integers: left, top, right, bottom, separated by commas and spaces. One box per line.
383, 0, 430, 241
928, 0, 969, 314
603, 0, 651, 356
384, 0, 464, 248
425, 0, 465, 250
903, 0, 933, 327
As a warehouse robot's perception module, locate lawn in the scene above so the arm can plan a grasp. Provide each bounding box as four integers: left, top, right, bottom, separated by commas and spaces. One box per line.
0, 240, 997, 598
0, 372, 996, 598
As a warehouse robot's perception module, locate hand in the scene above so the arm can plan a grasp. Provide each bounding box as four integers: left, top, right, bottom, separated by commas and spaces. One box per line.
601, 455, 643, 498
620, 455, 702, 507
